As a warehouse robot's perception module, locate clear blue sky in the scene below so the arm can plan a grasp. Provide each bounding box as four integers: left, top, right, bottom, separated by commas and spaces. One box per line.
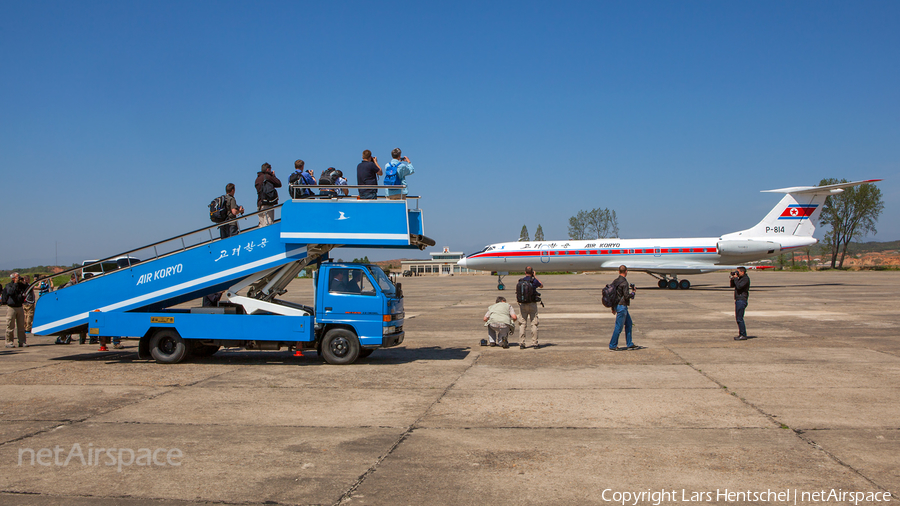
2, 1, 897, 269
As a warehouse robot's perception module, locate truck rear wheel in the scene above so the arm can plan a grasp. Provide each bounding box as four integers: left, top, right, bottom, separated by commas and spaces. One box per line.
149, 329, 189, 364
321, 329, 360, 365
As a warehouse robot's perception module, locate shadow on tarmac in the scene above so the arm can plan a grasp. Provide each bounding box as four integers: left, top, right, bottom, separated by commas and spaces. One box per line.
48, 345, 471, 365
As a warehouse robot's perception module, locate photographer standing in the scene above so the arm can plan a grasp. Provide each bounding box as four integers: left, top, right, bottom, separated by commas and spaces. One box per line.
608, 265, 641, 351
730, 267, 750, 340
516, 266, 543, 349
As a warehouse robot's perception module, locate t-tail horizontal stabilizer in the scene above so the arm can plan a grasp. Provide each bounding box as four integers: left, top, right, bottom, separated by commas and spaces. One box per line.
721, 179, 881, 241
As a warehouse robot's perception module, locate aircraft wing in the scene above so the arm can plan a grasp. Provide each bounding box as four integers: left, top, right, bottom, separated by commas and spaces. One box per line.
599, 260, 769, 275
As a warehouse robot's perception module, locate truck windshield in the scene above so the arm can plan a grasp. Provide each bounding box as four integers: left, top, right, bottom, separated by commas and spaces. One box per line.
368, 265, 395, 295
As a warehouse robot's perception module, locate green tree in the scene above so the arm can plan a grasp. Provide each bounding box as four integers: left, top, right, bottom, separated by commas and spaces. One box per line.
584, 208, 620, 238
519, 225, 530, 242
568, 210, 588, 240
534, 224, 544, 241
818, 179, 884, 268
776, 253, 787, 270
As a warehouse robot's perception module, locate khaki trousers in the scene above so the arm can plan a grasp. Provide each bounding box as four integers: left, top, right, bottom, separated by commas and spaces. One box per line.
258, 206, 274, 228
6, 306, 25, 344
23, 303, 35, 332
517, 302, 539, 346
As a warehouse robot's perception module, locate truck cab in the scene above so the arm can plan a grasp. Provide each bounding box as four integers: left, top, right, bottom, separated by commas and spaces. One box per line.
313, 263, 404, 364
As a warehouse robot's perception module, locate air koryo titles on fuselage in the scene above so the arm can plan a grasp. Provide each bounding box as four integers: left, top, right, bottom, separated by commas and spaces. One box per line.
457, 179, 881, 289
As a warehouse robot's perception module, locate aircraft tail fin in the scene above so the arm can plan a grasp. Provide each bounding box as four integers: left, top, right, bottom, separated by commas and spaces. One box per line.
721, 179, 881, 240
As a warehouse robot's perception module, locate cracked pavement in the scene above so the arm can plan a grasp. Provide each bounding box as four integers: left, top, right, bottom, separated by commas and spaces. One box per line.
0, 270, 897, 505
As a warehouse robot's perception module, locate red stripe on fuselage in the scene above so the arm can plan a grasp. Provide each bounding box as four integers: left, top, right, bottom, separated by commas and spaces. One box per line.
467, 247, 718, 259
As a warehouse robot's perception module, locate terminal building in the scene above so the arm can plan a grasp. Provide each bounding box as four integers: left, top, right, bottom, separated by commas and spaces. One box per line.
400, 247, 485, 276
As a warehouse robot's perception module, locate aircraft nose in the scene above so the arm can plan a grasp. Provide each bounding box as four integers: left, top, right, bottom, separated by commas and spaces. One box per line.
457, 257, 468, 268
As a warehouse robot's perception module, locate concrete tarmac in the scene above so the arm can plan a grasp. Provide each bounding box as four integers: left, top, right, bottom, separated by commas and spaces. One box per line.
0, 270, 897, 505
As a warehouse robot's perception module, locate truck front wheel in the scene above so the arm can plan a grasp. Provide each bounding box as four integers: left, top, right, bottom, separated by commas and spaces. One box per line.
321, 329, 360, 365
149, 329, 189, 364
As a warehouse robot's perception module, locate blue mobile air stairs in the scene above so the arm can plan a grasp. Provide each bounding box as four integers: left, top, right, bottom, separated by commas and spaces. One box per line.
33, 197, 432, 337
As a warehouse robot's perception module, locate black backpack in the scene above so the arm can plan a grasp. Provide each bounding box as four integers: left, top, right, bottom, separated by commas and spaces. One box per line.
209, 195, 229, 223
319, 168, 336, 186
601, 282, 617, 308
261, 179, 278, 205
516, 277, 536, 304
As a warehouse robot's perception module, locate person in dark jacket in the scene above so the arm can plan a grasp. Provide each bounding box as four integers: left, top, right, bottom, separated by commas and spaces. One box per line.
254, 162, 282, 227
608, 265, 640, 351
4, 273, 27, 347
730, 267, 750, 340
356, 150, 382, 199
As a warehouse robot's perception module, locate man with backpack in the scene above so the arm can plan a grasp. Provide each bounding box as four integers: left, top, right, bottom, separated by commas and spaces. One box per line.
3, 273, 27, 347
219, 183, 244, 239
608, 265, 641, 351
384, 148, 415, 199
289, 160, 316, 199
255, 162, 281, 227
515, 266, 543, 349
318, 167, 348, 197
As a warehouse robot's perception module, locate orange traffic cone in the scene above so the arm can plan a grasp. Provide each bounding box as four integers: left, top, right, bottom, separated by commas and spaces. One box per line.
294, 350, 304, 357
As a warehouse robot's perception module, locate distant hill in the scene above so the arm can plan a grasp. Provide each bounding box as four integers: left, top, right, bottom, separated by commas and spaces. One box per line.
848, 240, 900, 253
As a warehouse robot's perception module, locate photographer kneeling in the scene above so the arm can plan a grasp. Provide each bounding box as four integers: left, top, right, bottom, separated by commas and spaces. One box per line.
483, 296, 517, 348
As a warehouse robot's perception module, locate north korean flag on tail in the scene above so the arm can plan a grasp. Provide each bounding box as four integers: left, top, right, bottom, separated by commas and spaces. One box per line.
778, 204, 817, 220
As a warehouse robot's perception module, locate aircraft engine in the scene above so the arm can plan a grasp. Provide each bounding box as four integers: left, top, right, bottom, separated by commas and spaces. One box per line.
717, 240, 781, 256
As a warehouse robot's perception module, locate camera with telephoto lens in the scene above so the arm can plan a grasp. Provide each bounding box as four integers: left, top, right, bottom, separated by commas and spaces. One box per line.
629, 283, 636, 299
534, 290, 544, 307
730, 270, 738, 276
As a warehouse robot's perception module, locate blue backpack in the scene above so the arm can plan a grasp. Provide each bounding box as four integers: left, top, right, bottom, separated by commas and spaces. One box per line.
384, 161, 401, 186
299, 171, 316, 196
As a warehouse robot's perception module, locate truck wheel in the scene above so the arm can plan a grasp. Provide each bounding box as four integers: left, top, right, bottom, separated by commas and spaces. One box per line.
149, 329, 189, 364
358, 348, 374, 359
321, 329, 360, 365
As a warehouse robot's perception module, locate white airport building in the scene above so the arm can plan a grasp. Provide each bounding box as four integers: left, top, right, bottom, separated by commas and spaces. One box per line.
400, 247, 485, 276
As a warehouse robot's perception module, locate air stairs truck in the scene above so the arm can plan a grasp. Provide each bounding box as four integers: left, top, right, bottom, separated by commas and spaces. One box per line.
32, 197, 434, 364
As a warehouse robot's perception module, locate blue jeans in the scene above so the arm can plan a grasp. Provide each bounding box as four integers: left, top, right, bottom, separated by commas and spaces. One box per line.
609, 305, 633, 349
735, 299, 747, 337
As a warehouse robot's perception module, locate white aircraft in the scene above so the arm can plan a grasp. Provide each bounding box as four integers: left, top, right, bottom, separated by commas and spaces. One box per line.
457, 179, 881, 290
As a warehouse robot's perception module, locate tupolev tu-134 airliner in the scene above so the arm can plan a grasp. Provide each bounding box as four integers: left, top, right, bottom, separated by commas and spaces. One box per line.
457, 179, 881, 290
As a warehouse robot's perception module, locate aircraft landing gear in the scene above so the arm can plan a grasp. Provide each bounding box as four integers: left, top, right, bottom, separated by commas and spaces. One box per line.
650, 274, 692, 289
496, 272, 506, 290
